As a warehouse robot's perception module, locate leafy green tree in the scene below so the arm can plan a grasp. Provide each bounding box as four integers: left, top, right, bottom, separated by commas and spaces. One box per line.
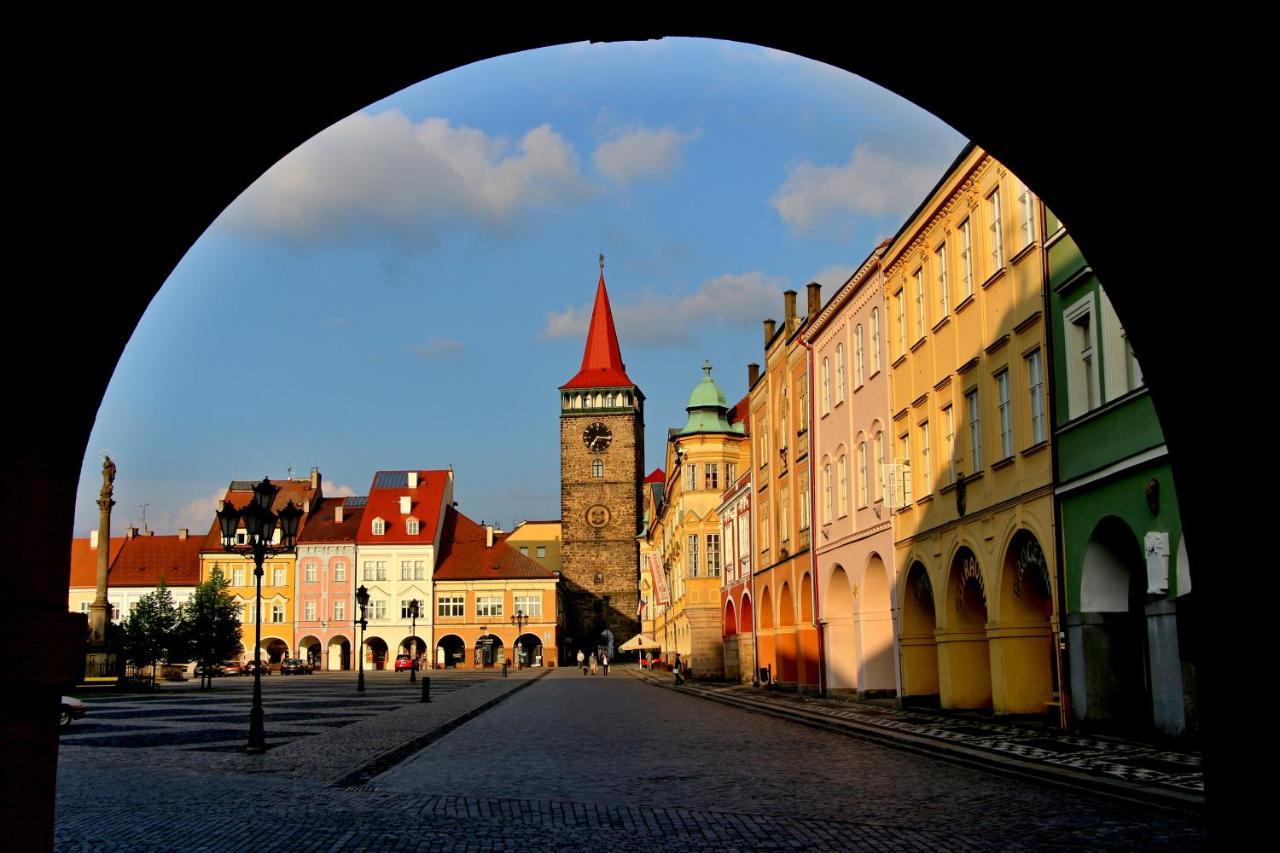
119, 579, 182, 687
179, 566, 242, 690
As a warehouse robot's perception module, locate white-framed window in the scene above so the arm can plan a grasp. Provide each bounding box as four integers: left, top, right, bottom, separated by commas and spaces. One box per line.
799, 475, 810, 531
780, 487, 790, 543
759, 417, 769, 466
401, 560, 413, 581
372, 518, 386, 536
988, 187, 1004, 273
854, 325, 865, 387
272, 567, 285, 587
304, 563, 316, 583
1027, 349, 1045, 444
334, 562, 346, 582
1018, 183, 1034, 250
936, 242, 949, 316
895, 289, 905, 358
966, 388, 982, 470
593, 459, 604, 478
376, 561, 387, 581
780, 384, 788, 446
913, 268, 926, 339
705, 463, 718, 491
858, 441, 869, 507
271, 603, 285, 623
900, 432, 912, 497
997, 369, 1013, 459
874, 432, 884, 502
798, 373, 808, 432
759, 499, 770, 552
231, 567, 245, 587
437, 595, 464, 618
414, 560, 425, 580
1064, 294, 1100, 418
943, 405, 956, 485
406, 517, 420, 536
305, 601, 316, 621
726, 463, 736, 484
821, 357, 831, 415
476, 595, 503, 618
369, 600, 387, 621
960, 217, 974, 298
515, 593, 542, 618
838, 454, 849, 517
333, 599, 346, 621
686, 464, 697, 491
688, 534, 700, 577
920, 421, 932, 496
536, 546, 547, 558
836, 343, 846, 402
363, 561, 374, 580
706, 534, 722, 577
823, 462, 833, 524
400, 599, 419, 619
871, 308, 882, 372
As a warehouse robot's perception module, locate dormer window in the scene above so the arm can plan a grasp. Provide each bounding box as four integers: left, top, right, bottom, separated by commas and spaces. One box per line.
372, 517, 386, 536
406, 517, 420, 536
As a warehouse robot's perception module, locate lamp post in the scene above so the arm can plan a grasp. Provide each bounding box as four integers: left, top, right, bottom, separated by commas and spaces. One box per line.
510, 609, 527, 668
216, 477, 303, 755
355, 584, 369, 693
408, 598, 420, 682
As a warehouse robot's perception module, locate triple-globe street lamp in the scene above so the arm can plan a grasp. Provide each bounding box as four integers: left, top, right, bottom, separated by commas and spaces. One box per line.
355, 584, 370, 693
407, 598, 420, 682
215, 478, 304, 755
510, 609, 528, 668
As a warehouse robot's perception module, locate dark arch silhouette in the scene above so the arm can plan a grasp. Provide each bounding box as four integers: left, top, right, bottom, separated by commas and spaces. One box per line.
8, 24, 1229, 846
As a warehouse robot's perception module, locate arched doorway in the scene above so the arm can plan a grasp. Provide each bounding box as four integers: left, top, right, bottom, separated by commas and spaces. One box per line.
993, 530, 1055, 715
899, 561, 938, 705
364, 636, 389, 670
739, 593, 756, 685
298, 635, 322, 669
723, 599, 739, 682
823, 565, 857, 691
475, 634, 505, 668
328, 635, 351, 671
857, 554, 896, 697
757, 585, 775, 683
436, 634, 465, 669
777, 581, 798, 686
513, 633, 543, 668
798, 572, 818, 688
261, 638, 289, 666
940, 547, 992, 710
400, 636, 426, 667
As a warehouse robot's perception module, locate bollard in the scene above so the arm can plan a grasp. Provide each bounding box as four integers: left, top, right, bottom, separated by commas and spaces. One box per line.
421, 675, 431, 703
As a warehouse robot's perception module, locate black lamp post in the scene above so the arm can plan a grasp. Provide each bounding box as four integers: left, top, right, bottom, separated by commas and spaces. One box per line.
408, 598, 420, 682
216, 477, 303, 755
510, 609, 528, 668
355, 584, 369, 693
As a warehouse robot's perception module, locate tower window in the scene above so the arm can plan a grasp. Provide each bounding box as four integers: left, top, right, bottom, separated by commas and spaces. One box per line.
592, 459, 604, 478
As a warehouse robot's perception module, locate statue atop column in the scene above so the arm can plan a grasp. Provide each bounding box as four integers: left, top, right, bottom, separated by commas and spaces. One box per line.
101, 454, 116, 499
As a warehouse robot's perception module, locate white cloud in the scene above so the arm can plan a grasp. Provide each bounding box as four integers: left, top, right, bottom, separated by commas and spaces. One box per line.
412, 337, 464, 359
150, 487, 230, 537
221, 109, 595, 243
771, 144, 943, 233
322, 480, 357, 498
541, 271, 787, 347
593, 126, 701, 186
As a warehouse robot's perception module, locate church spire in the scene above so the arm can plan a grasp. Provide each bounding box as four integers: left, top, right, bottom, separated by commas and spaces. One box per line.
561, 259, 635, 390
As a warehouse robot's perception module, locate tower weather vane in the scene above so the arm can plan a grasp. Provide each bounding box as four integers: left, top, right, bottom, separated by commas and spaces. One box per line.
599, 252, 604, 271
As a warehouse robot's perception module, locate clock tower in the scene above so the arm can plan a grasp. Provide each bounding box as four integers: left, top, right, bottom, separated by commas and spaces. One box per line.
559, 257, 644, 662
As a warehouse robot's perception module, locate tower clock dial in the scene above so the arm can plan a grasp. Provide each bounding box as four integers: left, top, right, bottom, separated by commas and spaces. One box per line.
582, 422, 612, 452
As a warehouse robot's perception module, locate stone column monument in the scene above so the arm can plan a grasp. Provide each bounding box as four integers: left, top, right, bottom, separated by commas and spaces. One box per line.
85, 455, 116, 677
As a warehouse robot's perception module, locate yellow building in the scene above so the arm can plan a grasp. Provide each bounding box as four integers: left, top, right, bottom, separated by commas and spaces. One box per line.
644, 362, 748, 679
886, 143, 1059, 716
503, 520, 562, 574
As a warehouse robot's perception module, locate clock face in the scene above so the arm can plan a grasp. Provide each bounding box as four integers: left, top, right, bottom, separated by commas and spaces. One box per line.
582, 422, 612, 452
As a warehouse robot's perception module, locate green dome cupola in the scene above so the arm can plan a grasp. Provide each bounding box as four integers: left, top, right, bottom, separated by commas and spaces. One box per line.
679, 361, 742, 435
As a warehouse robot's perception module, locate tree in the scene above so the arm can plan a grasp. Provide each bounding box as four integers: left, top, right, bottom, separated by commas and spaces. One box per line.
179, 566, 242, 690
119, 579, 182, 687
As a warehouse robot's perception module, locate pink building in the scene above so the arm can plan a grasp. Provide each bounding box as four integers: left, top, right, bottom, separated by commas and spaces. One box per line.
294, 496, 365, 670
802, 242, 900, 697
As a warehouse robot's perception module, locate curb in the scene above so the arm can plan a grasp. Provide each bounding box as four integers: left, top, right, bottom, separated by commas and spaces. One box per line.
627, 668, 1203, 815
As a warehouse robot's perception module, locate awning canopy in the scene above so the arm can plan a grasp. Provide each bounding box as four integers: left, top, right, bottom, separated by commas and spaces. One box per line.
618, 634, 662, 651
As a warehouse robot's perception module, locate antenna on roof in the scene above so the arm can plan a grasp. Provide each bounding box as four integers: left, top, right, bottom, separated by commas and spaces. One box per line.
287, 466, 294, 480
140, 504, 150, 535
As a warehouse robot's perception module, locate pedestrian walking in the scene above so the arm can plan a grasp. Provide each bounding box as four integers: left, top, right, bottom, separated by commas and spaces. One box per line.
578, 649, 586, 675
673, 652, 683, 686
589, 653, 598, 675
601, 653, 609, 676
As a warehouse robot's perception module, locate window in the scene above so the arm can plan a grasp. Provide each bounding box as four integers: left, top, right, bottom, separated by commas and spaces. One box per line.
536, 546, 546, 558
874, 432, 885, 501
593, 459, 604, 478
406, 518, 420, 535
706, 534, 722, 577
871, 308, 882, 372
1065, 296, 1100, 418
271, 603, 284, 623
476, 595, 502, 618
895, 289, 906, 357
243, 604, 252, 624
836, 343, 846, 402
231, 567, 245, 587
960, 218, 974, 298
966, 388, 982, 470
936, 243, 949, 316
854, 326, 864, 387
705, 463, 718, 491
515, 593, 542, 618
333, 599, 345, 621
401, 560, 412, 581
363, 561, 373, 580
821, 357, 831, 414
519, 546, 529, 556
759, 416, 769, 466
376, 561, 387, 581
334, 562, 346, 582
858, 442, 869, 507
237, 531, 247, 545
1018, 184, 1034, 250
779, 384, 788, 447
400, 600, 420, 619
687, 534, 700, 577
438, 595, 464, 618
727, 463, 736, 484
1123, 329, 1143, 391
305, 601, 316, 621
686, 464, 697, 491
837, 454, 849, 517
920, 421, 932, 496
913, 268, 926, 339
1027, 350, 1045, 444
759, 500, 770, 552
799, 475, 810, 530
899, 432, 912, 498
414, 560, 425, 580
943, 405, 956, 484
997, 369, 1013, 459
823, 462, 833, 523
798, 374, 808, 433
988, 187, 1004, 272
369, 600, 386, 621
272, 568, 285, 587
373, 518, 386, 536
304, 563, 316, 583
780, 487, 790, 543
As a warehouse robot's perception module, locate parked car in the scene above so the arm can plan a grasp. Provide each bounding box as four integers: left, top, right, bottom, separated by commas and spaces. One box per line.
60, 696, 86, 728
394, 654, 418, 672
194, 662, 224, 677
280, 658, 312, 675
221, 660, 243, 675
242, 660, 271, 676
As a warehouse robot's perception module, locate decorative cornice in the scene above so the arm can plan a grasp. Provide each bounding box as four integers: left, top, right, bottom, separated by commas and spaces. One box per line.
1013, 310, 1043, 335
956, 357, 979, 375
933, 374, 953, 393
911, 392, 929, 409
984, 334, 1010, 356
884, 154, 992, 278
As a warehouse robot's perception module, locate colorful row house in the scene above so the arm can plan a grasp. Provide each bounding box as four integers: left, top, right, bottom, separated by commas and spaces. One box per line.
69, 528, 200, 623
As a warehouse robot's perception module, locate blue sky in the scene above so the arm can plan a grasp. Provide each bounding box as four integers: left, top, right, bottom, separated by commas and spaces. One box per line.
75, 38, 965, 537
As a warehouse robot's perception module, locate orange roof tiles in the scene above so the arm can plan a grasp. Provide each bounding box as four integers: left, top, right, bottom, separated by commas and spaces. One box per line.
433, 507, 558, 581
356, 470, 449, 545
297, 496, 365, 544
728, 395, 750, 434
69, 536, 126, 588
200, 478, 323, 551
107, 533, 204, 587
561, 272, 636, 390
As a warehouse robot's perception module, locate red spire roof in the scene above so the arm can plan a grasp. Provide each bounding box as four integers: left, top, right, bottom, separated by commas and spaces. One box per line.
644, 468, 666, 484
561, 271, 635, 389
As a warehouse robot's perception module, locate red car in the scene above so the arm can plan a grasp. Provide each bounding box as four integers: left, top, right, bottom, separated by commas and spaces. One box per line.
394, 654, 418, 672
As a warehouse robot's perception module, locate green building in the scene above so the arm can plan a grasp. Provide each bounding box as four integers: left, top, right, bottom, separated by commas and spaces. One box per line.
1046, 208, 1197, 739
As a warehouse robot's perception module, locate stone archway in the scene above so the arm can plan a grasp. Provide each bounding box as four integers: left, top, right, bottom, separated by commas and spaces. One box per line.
327, 635, 351, 671
899, 561, 938, 704
723, 599, 740, 682
514, 633, 543, 668
436, 634, 466, 669
757, 585, 775, 684
856, 553, 896, 697
261, 638, 289, 666
739, 593, 756, 684
940, 547, 992, 711
992, 530, 1054, 715
823, 565, 857, 691
364, 636, 389, 670
297, 635, 322, 669
777, 582, 798, 686
474, 634, 505, 668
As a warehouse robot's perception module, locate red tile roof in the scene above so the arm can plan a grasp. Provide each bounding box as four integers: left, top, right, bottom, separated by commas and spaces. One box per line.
78, 533, 203, 589
297, 496, 366, 544
200, 478, 323, 551
561, 271, 636, 389
433, 507, 558, 580
728, 395, 750, 434
69, 536, 127, 588
644, 468, 666, 484
355, 470, 449, 545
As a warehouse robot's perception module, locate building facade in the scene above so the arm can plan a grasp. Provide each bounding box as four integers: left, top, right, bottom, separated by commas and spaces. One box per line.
803, 244, 900, 698
717, 451, 754, 683
504, 520, 562, 574
69, 529, 199, 621
294, 495, 365, 670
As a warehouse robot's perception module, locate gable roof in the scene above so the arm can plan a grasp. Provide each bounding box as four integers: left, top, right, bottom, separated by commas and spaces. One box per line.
69, 536, 127, 588
201, 477, 323, 551
83, 533, 203, 588
355, 470, 449, 545
560, 271, 636, 390
433, 507, 558, 581
644, 468, 666, 484
297, 496, 366, 544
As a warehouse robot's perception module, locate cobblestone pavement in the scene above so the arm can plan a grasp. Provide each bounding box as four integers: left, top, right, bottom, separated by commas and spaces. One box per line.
56, 667, 1206, 850
634, 668, 1203, 802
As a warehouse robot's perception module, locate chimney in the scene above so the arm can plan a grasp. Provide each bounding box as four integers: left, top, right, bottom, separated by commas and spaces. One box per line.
127, 527, 139, 539
763, 319, 777, 345
303, 499, 310, 514
90, 530, 99, 549
399, 496, 412, 515
784, 290, 798, 333
807, 282, 822, 317
310, 467, 320, 489
486, 525, 494, 548
748, 363, 760, 387
335, 504, 344, 524
407, 471, 419, 489
178, 529, 188, 540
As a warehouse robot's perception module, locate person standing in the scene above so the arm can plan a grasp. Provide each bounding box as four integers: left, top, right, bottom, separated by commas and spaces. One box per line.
589, 653, 598, 675
673, 652, 683, 686
578, 649, 586, 675
601, 652, 609, 676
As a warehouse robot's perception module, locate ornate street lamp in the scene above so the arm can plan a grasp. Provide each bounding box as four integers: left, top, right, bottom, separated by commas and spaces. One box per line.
355, 584, 370, 693
216, 477, 303, 754
408, 598, 420, 682
510, 609, 528, 668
